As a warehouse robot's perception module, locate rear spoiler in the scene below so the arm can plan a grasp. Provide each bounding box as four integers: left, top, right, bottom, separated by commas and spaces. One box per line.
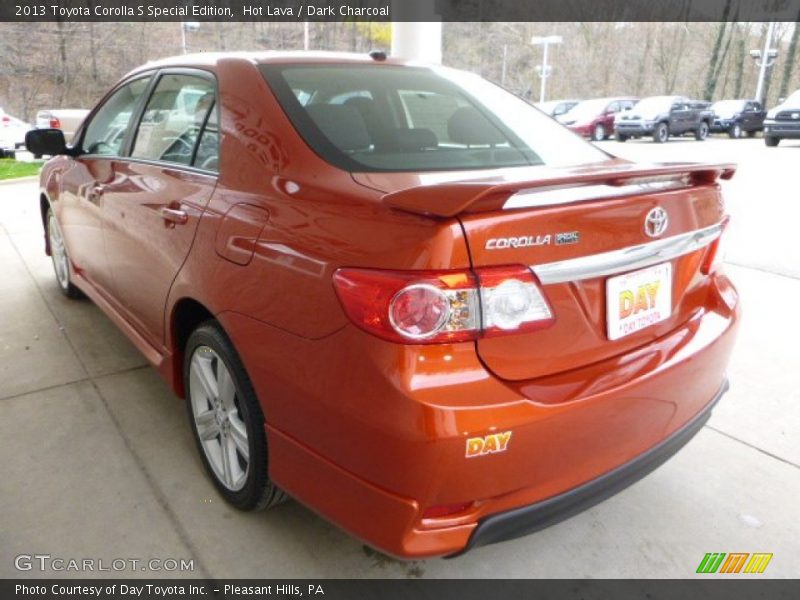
383, 162, 736, 218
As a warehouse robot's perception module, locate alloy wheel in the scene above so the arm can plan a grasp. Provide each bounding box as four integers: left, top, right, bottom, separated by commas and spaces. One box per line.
189, 346, 250, 491
48, 212, 70, 290
594, 124, 605, 141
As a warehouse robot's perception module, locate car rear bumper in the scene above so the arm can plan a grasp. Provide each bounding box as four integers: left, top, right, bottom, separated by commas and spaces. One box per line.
455, 378, 727, 555
220, 273, 740, 558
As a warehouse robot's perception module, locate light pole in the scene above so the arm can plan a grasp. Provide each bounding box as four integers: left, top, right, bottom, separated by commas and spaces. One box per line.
750, 22, 778, 105
531, 35, 563, 104
180, 21, 200, 54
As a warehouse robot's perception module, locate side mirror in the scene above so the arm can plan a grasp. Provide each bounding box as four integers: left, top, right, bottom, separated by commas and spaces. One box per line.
25, 128, 68, 157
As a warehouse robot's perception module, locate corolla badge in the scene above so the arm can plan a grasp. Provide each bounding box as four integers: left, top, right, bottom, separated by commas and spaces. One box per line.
485, 231, 580, 250
644, 207, 669, 238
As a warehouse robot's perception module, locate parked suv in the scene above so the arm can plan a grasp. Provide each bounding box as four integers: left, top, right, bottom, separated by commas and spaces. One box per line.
557, 97, 637, 141
763, 90, 800, 146
27, 53, 740, 558
615, 96, 713, 143
709, 99, 765, 138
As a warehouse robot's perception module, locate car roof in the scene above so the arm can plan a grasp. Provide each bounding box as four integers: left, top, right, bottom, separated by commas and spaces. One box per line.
127, 51, 409, 76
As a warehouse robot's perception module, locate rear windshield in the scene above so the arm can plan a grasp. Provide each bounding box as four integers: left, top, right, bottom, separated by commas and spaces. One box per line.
260, 64, 608, 173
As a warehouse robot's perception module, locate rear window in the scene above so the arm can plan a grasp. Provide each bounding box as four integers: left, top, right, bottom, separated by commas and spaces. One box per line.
261, 64, 608, 173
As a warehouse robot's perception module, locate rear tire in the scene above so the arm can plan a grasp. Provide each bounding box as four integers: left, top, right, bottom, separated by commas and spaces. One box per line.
694, 121, 709, 141
747, 130, 757, 138
728, 123, 742, 139
653, 122, 669, 143
615, 132, 628, 142
46, 208, 83, 299
765, 136, 780, 147
184, 321, 287, 511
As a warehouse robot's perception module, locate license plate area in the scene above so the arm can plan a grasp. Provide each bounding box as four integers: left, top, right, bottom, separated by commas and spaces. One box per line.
606, 262, 672, 341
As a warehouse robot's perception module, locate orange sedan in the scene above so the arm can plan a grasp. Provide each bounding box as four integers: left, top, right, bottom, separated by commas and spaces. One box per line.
26, 52, 740, 558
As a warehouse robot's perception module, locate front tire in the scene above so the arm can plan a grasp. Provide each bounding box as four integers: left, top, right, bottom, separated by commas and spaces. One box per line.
653, 122, 669, 143
46, 208, 82, 299
695, 121, 709, 141
184, 321, 287, 511
765, 136, 780, 147
591, 123, 606, 142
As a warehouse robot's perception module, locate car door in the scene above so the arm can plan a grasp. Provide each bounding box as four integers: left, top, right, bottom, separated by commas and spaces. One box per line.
56, 75, 153, 298
668, 102, 685, 133
679, 101, 696, 133
101, 70, 219, 349
744, 102, 763, 130
603, 101, 619, 130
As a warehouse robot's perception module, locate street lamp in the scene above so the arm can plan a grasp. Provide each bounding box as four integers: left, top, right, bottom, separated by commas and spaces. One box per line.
531, 35, 563, 103
750, 22, 778, 105
180, 21, 200, 54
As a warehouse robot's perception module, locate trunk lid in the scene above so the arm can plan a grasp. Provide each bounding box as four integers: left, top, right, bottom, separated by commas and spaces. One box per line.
355, 160, 734, 382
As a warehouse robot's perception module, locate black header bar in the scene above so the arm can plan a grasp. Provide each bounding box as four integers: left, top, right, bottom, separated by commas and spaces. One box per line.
2, 0, 800, 23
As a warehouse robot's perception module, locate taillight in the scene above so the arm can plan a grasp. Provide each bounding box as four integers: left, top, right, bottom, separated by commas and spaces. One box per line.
475, 266, 555, 334
49, 117, 61, 129
332, 266, 554, 344
702, 217, 730, 275
1, 116, 10, 125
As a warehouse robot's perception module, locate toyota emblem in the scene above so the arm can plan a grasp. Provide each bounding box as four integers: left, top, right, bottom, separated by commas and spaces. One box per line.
644, 207, 669, 238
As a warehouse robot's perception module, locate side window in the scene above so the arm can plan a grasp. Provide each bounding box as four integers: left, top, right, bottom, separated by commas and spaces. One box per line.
131, 73, 215, 166
193, 102, 219, 172
82, 77, 151, 156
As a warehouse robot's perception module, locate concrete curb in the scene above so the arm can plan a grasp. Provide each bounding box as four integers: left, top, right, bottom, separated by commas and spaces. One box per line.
0, 176, 39, 186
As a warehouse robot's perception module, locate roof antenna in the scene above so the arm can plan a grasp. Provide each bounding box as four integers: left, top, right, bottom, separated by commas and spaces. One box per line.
369, 50, 387, 62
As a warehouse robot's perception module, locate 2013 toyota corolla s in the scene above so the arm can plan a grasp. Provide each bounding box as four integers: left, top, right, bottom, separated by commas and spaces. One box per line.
26, 52, 740, 559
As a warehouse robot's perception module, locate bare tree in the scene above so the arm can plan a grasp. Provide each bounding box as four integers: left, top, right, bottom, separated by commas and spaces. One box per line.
778, 20, 800, 100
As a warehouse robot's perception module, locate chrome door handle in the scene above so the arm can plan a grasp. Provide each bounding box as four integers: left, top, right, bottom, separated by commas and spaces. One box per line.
160, 207, 188, 225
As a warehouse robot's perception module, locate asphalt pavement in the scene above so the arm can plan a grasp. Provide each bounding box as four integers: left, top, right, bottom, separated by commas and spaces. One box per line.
0, 136, 798, 578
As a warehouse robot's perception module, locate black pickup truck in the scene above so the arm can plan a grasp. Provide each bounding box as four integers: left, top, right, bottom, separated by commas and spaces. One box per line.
710, 99, 766, 138
615, 95, 714, 143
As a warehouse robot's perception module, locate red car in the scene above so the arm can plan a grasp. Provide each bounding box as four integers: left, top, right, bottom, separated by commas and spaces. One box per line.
558, 97, 638, 141
26, 53, 740, 558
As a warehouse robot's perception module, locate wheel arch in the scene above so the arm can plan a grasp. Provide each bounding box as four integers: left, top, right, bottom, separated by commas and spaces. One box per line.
169, 297, 216, 398
40, 192, 52, 255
